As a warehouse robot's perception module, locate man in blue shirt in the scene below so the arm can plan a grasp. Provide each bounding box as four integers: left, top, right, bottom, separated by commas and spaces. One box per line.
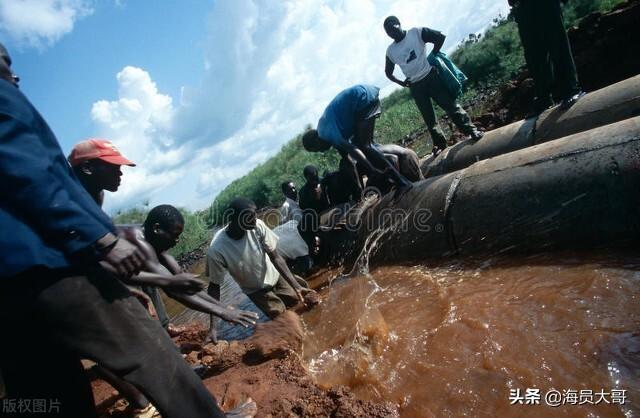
302, 84, 419, 196
0, 43, 230, 418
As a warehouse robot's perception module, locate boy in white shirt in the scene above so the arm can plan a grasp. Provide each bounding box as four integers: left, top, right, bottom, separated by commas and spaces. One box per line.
206, 198, 318, 341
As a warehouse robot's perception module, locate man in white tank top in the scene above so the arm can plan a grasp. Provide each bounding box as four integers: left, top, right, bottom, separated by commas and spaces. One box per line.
384, 16, 483, 155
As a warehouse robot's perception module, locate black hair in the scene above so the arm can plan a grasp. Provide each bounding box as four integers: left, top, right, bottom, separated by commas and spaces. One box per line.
302, 129, 331, 152
303, 165, 318, 179
224, 197, 257, 228
302, 129, 318, 149
227, 197, 256, 217
281, 180, 294, 193
383, 16, 400, 28
144, 204, 184, 230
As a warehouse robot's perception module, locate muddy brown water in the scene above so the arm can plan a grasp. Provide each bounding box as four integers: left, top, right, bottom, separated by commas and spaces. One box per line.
301, 252, 640, 417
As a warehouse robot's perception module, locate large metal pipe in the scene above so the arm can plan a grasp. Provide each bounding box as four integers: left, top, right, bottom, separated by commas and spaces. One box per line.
352, 116, 640, 265
421, 75, 640, 178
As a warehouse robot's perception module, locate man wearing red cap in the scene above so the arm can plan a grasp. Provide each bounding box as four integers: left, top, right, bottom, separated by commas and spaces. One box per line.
68, 138, 135, 207
0, 43, 233, 418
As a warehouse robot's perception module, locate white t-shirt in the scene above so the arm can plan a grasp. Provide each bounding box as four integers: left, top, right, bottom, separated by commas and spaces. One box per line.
273, 220, 309, 260
206, 219, 280, 294
386, 27, 432, 82
279, 197, 303, 224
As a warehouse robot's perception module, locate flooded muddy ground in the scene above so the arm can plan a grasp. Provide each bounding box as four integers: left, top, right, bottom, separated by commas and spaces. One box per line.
302, 251, 640, 417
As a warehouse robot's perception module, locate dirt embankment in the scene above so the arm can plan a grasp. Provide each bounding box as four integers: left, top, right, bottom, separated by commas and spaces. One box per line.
93, 312, 398, 417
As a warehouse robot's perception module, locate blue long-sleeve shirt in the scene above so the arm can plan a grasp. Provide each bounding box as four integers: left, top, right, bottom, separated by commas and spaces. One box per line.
0, 79, 115, 278
317, 84, 380, 147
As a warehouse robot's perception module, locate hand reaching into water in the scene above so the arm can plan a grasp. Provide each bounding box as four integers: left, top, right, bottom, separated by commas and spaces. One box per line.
165, 273, 205, 295
298, 288, 320, 307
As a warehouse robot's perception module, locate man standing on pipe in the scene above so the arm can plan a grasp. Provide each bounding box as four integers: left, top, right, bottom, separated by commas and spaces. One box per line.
509, 0, 585, 115
383, 16, 484, 155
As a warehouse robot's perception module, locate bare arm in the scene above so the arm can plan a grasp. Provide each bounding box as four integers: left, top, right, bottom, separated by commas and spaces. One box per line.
422, 28, 445, 54
207, 283, 222, 342
158, 251, 183, 274
385, 56, 409, 87
165, 288, 257, 328
266, 249, 316, 306
335, 141, 385, 179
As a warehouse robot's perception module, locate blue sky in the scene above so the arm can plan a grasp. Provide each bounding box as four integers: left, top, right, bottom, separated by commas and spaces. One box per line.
2, 0, 510, 213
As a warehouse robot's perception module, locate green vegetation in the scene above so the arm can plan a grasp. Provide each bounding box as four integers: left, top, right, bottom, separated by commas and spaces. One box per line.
450, 17, 524, 88
204, 0, 627, 230
114, 0, 628, 257
451, 0, 627, 89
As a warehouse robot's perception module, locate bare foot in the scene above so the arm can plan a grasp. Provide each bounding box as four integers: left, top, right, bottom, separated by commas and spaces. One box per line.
225, 398, 257, 418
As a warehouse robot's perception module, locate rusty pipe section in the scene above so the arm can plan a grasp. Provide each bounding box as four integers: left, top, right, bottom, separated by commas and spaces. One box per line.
356, 116, 640, 264
421, 75, 640, 178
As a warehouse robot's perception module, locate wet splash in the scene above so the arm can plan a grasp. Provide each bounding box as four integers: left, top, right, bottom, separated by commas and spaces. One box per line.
302, 253, 640, 417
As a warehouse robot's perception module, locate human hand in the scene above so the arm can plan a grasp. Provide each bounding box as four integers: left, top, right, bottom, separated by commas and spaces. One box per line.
100, 235, 144, 278
301, 288, 320, 307
219, 307, 259, 328
166, 273, 205, 295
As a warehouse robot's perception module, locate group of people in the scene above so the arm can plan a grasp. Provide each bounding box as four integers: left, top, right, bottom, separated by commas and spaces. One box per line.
302, 8, 583, 196
0, 3, 584, 417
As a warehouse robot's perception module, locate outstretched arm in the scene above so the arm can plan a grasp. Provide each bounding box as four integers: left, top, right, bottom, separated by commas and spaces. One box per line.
165, 289, 257, 329
266, 249, 315, 305
116, 227, 204, 293
385, 56, 409, 87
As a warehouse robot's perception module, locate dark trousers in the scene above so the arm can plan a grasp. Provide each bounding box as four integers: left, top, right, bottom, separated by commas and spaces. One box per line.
0, 267, 224, 418
513, 0, 580, 102
248, 276, 308, 319
409, 69, 476, 149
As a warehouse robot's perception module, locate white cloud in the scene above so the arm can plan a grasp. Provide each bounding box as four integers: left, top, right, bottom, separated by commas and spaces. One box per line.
91, 66, 189, 213
92, 0, 509, 212
0, 0, 93, 47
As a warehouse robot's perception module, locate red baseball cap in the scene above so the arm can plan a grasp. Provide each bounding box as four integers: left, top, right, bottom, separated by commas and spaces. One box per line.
68, 139, 136, 167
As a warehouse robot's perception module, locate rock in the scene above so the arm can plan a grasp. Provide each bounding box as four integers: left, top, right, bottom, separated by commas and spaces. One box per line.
185, 350, 199, 365
202, 341, 230, 357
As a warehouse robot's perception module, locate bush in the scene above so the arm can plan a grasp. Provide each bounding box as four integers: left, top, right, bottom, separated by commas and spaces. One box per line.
171, 210, 211, 257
